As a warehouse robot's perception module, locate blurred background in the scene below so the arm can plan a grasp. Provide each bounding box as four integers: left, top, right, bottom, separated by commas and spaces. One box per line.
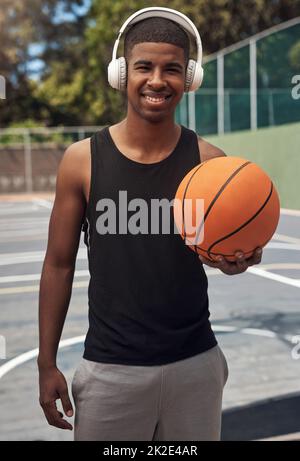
0, 0, 300, 441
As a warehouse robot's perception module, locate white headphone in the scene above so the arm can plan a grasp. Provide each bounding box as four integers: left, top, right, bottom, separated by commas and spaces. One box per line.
107, 6, 204, 93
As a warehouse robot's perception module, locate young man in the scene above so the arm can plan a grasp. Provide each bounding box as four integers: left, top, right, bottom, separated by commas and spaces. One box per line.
38, 12, 262, 441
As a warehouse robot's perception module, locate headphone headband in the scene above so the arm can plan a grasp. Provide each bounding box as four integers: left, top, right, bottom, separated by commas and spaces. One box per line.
112, 7, 202, 65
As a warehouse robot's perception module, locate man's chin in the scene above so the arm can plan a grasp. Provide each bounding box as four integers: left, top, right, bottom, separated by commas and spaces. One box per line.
140, 108, 174, 123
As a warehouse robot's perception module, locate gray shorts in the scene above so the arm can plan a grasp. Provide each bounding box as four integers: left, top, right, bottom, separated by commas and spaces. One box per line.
71, 345, 228, 441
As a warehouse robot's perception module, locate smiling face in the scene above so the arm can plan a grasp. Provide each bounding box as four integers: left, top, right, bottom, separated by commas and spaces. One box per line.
125, 42, 187, 123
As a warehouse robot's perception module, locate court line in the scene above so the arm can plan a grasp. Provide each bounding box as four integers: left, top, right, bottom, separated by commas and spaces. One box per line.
258, 263, 300, 270
2, 264, 299, 285
1, 241, 297, 267
0, 206, 40, 215
0, 326, 294, 380
240, 328, 277, 338
265, 243, 300, 251
259, 432, 300, 441
280, 208, 300, 217
0, 217, 49, 226
0, 270, 89, 284
273, 233, 300, 244
205, 266, 300, 289
247, 267, 300, 288
0, 229, 48, 238
206, 263, 300, 276
0, 336, 85, 379
0, 280, 89, 295
1, 264, 300, 295
0, 248, 86, 266
31, 198, 53, 209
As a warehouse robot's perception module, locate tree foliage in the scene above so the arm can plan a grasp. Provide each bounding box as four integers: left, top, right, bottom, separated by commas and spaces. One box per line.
1, 0, 299, 126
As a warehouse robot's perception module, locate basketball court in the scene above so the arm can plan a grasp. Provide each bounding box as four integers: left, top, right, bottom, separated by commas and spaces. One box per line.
0, 194, 299, 441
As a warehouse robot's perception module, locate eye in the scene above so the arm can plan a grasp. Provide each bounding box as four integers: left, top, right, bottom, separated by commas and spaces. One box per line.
166, 68, 180, 73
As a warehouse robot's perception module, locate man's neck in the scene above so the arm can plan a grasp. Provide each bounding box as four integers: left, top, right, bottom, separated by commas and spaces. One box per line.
117, 116, 181, 156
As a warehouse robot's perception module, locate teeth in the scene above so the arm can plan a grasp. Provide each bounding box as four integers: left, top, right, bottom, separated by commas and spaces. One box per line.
145, 96, 166, 102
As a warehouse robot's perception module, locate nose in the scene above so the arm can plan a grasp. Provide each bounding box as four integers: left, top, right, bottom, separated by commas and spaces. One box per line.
147, 68, 167, 89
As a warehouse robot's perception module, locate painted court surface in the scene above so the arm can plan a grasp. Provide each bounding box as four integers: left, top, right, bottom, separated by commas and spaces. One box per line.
0, 194, 299, 440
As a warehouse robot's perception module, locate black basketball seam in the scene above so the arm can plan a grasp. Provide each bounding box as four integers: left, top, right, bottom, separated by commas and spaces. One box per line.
193, 160, 252, 247
207, 182, 274, 258
186, 242, 265, 258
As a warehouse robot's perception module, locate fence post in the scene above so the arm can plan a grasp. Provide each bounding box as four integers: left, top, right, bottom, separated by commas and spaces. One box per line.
217, 53, 224, 135
24, 129, 33, 193
78, 128, 85, 140
188, 91, 196, 131
250, 39, 257, 130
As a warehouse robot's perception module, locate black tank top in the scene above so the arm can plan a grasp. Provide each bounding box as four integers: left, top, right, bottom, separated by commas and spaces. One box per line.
82, 124, 217, 365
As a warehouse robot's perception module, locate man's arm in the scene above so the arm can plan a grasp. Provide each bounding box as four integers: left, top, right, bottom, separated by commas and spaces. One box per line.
38, 141, 87, 430
197, 136, 226, 162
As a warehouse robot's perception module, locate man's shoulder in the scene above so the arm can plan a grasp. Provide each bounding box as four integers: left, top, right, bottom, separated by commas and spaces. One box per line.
57, 137, 91, 193
196, 134, 226, 162
64, 136, 91, 159
61, 137, 91, 172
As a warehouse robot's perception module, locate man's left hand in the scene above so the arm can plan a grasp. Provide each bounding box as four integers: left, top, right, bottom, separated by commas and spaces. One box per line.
198, 247, 263, 275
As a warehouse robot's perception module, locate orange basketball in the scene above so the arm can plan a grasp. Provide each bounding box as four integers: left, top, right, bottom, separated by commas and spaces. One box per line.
173, 156, 280, 262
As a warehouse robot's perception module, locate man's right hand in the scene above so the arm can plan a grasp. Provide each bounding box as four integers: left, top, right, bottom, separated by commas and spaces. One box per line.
38, 365, 74, 430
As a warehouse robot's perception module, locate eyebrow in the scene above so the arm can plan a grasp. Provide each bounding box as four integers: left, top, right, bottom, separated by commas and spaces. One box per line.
133, 60, 184, 70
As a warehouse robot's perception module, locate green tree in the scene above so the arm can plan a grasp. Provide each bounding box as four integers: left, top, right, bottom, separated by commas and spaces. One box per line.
0, 0, 87, 127
1, 0, 300, 126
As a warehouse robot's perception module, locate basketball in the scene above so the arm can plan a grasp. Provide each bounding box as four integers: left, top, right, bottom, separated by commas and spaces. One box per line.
173, 156, 280, 262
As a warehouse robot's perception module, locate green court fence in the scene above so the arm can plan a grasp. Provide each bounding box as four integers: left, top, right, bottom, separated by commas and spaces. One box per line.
176, 17, 300, 135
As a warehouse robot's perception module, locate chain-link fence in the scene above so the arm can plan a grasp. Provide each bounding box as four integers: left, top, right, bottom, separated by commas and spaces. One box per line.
176, 17, 300, 135
0, 127, 101, 193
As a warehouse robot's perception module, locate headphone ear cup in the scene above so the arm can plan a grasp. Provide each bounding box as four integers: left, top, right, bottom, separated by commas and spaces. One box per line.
118, 57, 127, 91
185, 59, 204, 92
108, 57, 127, 90
108, 59, 118, 90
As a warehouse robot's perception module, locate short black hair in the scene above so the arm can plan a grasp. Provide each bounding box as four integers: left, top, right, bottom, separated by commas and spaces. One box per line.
124, 17, 190, 65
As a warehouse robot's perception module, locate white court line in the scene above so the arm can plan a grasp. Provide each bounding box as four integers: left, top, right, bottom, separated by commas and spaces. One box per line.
240, 328, 277, 338
0, 270, 89, 284
273, 233, 300, 245
206, 262, 300, 289
1, 262, 299, 295
258, 263, 300, 270
0, 206, 40, 215
206, 263, 300, 276
0, 217, 49, 225
31, 198, 53, 209
4, 269, 299, 293
206, 266, 300, 289
0, 248, 86, 266
1, 242, 298, 268
265, 242, 300, 251
0, 336, 85, 379
0, 223, 48, 231
259, 432, 300, 441
0, 325, 295, 380
0, 229, 47, 238
247, 267, 300, 288
280, 208, 300, 217
211, 325, 238, 332
0, 280, 89, 295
